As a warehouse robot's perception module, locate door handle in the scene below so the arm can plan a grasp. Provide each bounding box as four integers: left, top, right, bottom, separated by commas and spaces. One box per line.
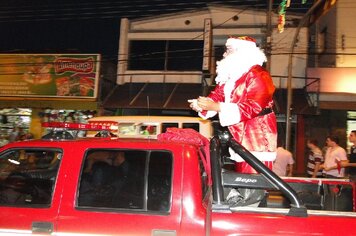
32, 221, 53, 234
151, 229, 176, 236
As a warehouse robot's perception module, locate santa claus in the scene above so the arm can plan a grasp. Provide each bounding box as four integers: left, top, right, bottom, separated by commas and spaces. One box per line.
189, 36, 277, 174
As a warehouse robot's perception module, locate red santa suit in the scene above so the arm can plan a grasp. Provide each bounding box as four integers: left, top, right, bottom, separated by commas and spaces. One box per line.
192, 36, 277, 174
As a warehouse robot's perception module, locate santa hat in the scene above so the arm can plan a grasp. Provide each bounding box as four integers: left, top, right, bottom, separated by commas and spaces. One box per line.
225, 36, 257, 51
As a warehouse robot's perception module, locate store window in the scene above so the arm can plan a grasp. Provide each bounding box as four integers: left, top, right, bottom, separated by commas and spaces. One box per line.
128, 40, 203, 71
40, 109, 97, 138
0, 108, 32, 146
0, 108, 98, 145
317, 27, 327, 54
39, 109, 97, 123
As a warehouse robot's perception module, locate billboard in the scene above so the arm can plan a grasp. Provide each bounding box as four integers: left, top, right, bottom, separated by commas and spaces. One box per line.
0, 54, 100, 99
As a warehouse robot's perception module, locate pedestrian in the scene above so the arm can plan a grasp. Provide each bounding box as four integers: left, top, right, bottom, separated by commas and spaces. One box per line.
189, 36, 277, 174
306, 139, 324, 178
345, 130, 356, 180
0, 135, 9, 147
272, 146, 294, 177
8, 127, 20, 142
322, 135, 348, 178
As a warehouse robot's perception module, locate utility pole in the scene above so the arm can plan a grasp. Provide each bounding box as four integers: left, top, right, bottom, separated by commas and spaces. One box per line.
285, 0, 326, 150
266, 0, 273, 72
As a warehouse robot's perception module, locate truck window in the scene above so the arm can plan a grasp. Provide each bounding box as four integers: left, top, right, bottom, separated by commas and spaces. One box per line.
147, 151, 172, 211
0, 149, 62, 207
77, 149, 172, 213
116, 123, 159, 137
118, 123, 136, 135
182, 122, 200, 133
139, 125, 157, 135
161, 123, 178, 133
199, 159, 209, 197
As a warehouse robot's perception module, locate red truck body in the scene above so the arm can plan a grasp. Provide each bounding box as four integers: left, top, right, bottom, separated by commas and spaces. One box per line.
0, 133, 355, 235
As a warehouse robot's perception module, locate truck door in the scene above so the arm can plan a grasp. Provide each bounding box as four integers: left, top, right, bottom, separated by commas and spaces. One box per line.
0, 148, 64, 235
56, 147, 182, 235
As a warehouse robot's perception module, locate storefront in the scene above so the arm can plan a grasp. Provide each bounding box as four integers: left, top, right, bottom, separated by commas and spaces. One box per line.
0, 104, 98, 144
0, 54, 101, 142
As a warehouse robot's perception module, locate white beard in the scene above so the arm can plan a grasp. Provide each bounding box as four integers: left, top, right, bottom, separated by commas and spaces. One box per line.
215, 53, 253, 85
215, 49, 266, 102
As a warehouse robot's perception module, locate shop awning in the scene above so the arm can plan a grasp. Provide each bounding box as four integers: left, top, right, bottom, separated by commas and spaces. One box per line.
0, 100, 98, 110
103, 83, 317, 114
103, 83, 212, 110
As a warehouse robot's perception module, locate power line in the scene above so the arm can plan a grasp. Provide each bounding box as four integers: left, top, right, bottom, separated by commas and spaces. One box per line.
0, 0, 313, 23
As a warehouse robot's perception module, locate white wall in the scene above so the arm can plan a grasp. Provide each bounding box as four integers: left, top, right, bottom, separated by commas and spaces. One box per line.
117, 5, 307, 87
271, 27, 308, 89
335, 0, 356, 67
315, 0, 356, 67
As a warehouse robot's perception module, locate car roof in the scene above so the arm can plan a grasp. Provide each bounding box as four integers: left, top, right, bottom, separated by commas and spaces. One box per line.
1, 136, 199, 151
88, 115, 208, 123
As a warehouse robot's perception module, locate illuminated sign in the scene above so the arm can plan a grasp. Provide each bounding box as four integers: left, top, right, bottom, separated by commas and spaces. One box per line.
0, 54, 100, 99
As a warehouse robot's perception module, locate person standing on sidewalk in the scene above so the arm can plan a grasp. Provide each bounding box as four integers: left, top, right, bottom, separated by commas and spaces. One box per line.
272, 146, 294, 177
322, 135, 348, 178
306, 139, 324, 178
345, 130, 356, 180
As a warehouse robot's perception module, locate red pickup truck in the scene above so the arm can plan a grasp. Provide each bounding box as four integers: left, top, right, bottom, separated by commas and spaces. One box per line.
0, 124, 355, 235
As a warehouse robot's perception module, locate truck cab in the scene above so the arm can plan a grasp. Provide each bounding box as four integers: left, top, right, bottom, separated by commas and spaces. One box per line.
0, 123, 355, 235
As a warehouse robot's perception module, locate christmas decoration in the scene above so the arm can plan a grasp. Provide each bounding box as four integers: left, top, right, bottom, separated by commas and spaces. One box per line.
278, 0, 289, 33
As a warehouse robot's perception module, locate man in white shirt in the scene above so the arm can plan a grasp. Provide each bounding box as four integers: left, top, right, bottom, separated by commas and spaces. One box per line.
322, 135, 348, 178
272, 147, 294, 177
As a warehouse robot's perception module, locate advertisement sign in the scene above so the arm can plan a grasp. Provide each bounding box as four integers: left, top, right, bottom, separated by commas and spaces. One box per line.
0, 54, 100, 99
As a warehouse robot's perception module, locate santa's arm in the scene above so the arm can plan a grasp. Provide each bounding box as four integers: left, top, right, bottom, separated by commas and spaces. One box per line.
197, 84, 225, 119
206, 83, 225, 102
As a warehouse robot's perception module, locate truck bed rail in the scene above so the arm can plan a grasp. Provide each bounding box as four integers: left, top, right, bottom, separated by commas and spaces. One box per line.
210, 135, 308, 217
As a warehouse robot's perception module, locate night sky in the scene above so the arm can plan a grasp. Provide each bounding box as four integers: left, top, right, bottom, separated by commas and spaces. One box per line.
0, 0, 313, 58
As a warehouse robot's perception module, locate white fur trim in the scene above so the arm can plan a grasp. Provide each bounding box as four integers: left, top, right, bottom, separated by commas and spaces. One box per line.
226, 38, 256, 51
223, 74, 237, 102
229, 149, 276, 162
219, 103, 240, 127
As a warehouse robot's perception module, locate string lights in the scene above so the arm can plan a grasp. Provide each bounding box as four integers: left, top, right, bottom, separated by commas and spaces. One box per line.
278, 0, 291, 33
278, 0, 309, 33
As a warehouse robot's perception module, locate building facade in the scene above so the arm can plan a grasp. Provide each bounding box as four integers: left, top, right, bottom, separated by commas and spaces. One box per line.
104, 2, 356, 175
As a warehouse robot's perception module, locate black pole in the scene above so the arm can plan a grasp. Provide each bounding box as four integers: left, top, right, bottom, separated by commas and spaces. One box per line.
210, 136, 224, 204
227, 139, 305, 210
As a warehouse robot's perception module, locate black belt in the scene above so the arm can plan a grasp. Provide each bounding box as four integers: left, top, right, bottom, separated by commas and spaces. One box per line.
258, 107, 273, 116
